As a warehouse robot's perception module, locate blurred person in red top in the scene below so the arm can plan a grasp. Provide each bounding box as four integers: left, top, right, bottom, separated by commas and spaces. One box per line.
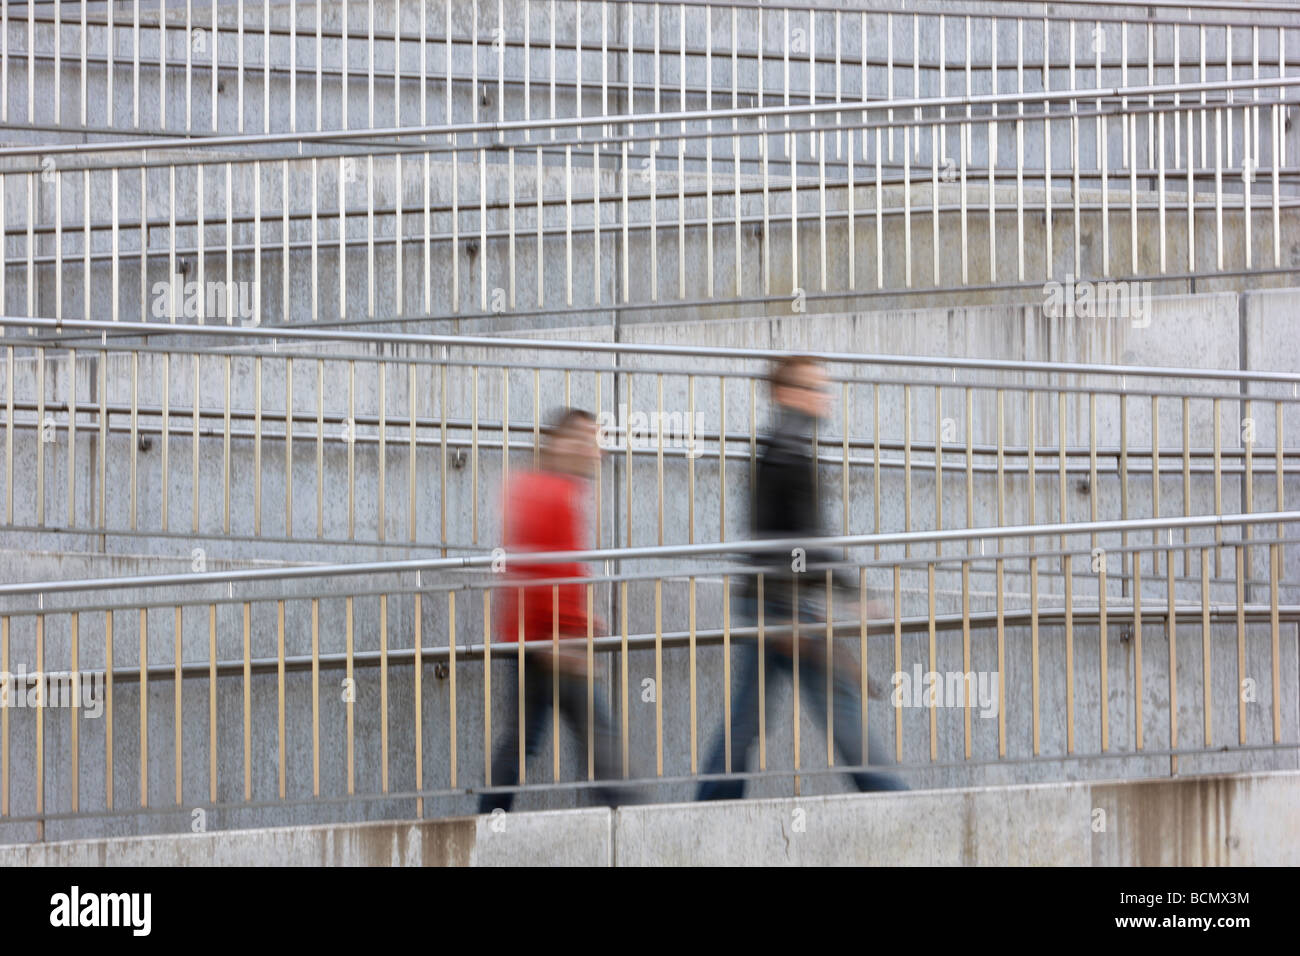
479, 408, 622, 813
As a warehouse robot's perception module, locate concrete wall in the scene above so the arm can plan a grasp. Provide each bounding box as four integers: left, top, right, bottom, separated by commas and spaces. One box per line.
3, 770, 1296, 865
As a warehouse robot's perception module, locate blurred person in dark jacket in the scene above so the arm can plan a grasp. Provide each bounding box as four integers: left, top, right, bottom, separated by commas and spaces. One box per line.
479, 408, 622, 813
697, 355, 907, 800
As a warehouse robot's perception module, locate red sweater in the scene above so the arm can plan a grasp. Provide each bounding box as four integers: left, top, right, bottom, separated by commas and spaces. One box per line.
494, 469, 591, 642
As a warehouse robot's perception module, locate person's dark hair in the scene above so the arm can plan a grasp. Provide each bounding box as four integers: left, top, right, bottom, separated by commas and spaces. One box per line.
769, 354, 821, 392
541, 407, 595, 445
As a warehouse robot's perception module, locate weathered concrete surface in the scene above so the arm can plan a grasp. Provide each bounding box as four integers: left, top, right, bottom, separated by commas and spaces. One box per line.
2, 770, 1294, 866
618, 781, 1092, 866
0, 807, 611, 867
1091, 773, 1300, 866
620, 771, 1300, 866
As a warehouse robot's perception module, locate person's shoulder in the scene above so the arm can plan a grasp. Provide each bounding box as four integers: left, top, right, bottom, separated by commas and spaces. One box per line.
511, 468, 553, 489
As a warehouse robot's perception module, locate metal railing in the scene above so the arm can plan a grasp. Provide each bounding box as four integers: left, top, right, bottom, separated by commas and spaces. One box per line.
2, 78, 1297, 330
1, 316, 1295, 565
2, 0, 1297, 138
0, 511, 1295, 840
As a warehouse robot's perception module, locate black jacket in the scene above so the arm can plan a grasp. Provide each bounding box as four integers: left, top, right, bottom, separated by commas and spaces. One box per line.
744, 406, 853, 605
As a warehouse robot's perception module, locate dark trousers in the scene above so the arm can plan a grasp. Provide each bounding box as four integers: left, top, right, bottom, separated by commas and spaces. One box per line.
697, 595, 908, 801
479, 651, 622, 813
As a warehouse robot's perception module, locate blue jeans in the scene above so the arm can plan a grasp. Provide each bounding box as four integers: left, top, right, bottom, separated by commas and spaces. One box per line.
479, 653, 622, 813
697, 593, 907, 800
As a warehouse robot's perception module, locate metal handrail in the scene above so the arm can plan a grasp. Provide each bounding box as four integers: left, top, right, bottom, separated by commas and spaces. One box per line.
0, 511, 1292, 599
12, 0, 1300, 26
2, 528, 1294, 621
6, 315, 1300, 386
4, 74, 1295, 161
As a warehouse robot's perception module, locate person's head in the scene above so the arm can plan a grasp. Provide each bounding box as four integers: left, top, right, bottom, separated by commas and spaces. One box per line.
539, 407, 601, 477
770, 355, 830, 419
